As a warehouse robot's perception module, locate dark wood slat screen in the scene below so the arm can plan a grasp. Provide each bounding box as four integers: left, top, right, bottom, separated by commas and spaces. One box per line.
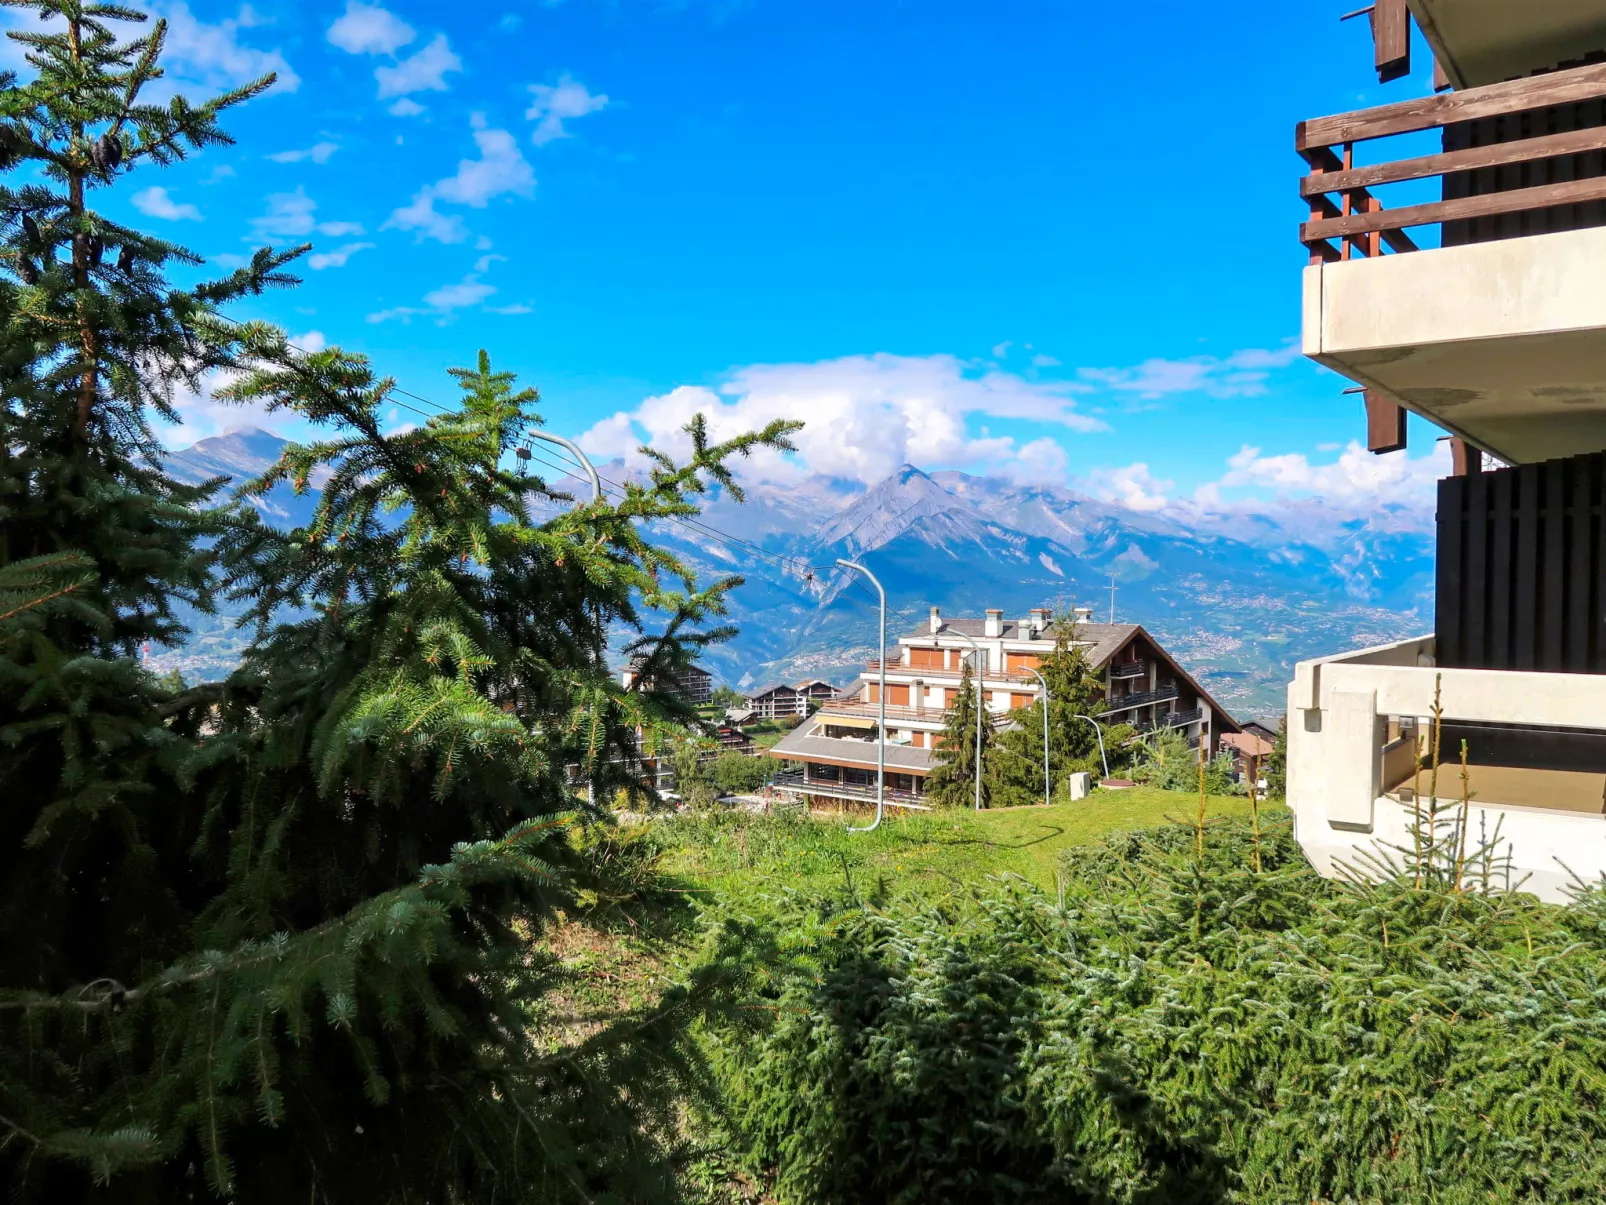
1437, 450, 1606, 672
1443, 52, 1606, 248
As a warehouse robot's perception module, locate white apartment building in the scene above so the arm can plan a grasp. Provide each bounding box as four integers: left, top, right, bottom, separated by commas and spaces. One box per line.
1289, 1, 1606, 900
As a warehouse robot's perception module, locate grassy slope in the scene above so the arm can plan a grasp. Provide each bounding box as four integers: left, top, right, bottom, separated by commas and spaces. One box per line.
657, 787, 1281, 899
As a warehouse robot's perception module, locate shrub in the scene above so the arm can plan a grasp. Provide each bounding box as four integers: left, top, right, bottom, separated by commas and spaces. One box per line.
711, 751, 771, 795
705, 814, 1606, 1203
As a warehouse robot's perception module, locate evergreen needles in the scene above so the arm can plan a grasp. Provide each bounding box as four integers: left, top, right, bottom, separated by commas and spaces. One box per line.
706, 815, 1606, 1203
0, 4, 800, 1199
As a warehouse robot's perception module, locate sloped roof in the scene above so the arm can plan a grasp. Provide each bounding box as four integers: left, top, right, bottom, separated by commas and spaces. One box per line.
903, 616, 1239, 734
745, 682, 799, 700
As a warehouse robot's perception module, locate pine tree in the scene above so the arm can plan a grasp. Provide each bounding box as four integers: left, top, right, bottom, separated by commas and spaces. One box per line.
987, 617, 1124, 807
926, 660, 993, 809
0, 5, 800, 1199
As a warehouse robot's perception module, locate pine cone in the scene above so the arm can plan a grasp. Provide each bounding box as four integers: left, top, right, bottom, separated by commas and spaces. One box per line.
21, 214, 39, 245
18, 258, 36, 285
117, 244, 135, 272
95, 133, 122, 171
87, 235, 104, 266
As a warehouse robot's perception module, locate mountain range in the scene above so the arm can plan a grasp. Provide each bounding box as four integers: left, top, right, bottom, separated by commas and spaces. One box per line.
154, 429, 1436, 720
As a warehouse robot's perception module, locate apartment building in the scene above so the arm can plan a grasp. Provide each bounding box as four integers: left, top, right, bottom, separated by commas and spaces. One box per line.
1289, 1, 1606, 900
619, 658, 712, 706
744, 682, 806, 720
768, 605, 1238, 810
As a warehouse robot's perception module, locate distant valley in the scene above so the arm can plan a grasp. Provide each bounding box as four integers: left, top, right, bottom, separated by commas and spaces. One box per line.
155, 430, 1435, 721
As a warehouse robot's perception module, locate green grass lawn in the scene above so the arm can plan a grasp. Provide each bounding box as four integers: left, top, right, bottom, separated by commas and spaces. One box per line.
654, 787, 1283, 900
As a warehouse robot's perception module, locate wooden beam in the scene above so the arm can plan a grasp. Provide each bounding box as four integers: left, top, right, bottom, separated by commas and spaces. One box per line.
1299, 126, 1606, 197
1372, 0, 1410, 83
1451, 439, 1482, 477
1301, 174, 1606, 241
1432, 55, 1451, 92
1365, 391, 1407, 454
1381, 226, 1419, 254
1297, 61, 1606, 149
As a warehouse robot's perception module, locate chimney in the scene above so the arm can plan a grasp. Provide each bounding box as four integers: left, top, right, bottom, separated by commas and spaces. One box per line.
1029, 607, 1050, 635
984, 608, 1003, 638
928, 605, 942, 635
1073, 606, 1093, 625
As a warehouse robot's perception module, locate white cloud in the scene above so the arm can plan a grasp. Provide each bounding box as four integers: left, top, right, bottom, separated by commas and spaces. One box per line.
1080, 462, 1174, 512
307, 241, 375, 269
1002, 437, 1070, 485
203, 165, 236, 183
267, 141, 338, 164
375, 33, 461, 98
578, 353, 1104, 488
422, 275, 495, 309
1079, 342, 1302, 400
131, 186, 201, 221
525, 73, 609, 145
153, 2, 299, 94
1031, 353, 1061, 368
247, 189, 363, 243
327, 1, 415, 55
486, 303, 533, 315
367, 273, 497, 323
474, 252, 506, 272
991, 340, 1012, 359
388, 97, 426, 117
384, 116, 535, 244
250, 187, 316, 238
1206, 439, 1449, 508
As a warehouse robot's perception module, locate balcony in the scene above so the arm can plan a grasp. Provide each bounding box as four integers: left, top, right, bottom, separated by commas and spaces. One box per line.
820, 700, 1007, 726
770, 771, 932, 811
1104, 683, 1179, 715
1163, 707, 1204, 727
1409, 0, 1606, 90
1109, 661, 1149, 681
1298, 61, 1606, 465
1288, 634, 1606, 903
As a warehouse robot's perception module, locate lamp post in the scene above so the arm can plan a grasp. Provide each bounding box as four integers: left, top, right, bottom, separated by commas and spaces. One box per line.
522, 432, 603, 803
837, 559, 886, 833
1023, 666, 1051, 807
1077, 714, 1111, 781
524, 431, 603, 504
948, 629, 986, 811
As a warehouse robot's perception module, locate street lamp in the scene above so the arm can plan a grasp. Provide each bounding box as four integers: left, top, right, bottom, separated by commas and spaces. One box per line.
947, 629, 987, 812
524, 430, 603, 504
521, 433, 607, 806
837, 559, 886, 833
1077, 714, 1111, 781
1023, 666, 1051, 808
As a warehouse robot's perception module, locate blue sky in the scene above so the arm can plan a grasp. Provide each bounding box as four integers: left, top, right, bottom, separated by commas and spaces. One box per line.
9, 0, 1453, 513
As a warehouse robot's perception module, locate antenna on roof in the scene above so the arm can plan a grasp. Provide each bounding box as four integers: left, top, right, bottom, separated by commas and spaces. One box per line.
1109, 575, 1117, 625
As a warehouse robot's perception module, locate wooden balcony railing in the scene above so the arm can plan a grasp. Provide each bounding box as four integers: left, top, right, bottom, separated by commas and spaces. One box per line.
1299, 61, 1606, 264
1105, 683, 1180, 714
1109, 661, 1148, 681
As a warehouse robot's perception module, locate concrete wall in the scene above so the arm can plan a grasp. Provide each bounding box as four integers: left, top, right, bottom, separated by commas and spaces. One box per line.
1288, 635, 1606, 902
1302, 226, 1606, 464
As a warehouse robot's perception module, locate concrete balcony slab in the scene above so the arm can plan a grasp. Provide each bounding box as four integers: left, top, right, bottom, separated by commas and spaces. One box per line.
1303, 226, 1606, 465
